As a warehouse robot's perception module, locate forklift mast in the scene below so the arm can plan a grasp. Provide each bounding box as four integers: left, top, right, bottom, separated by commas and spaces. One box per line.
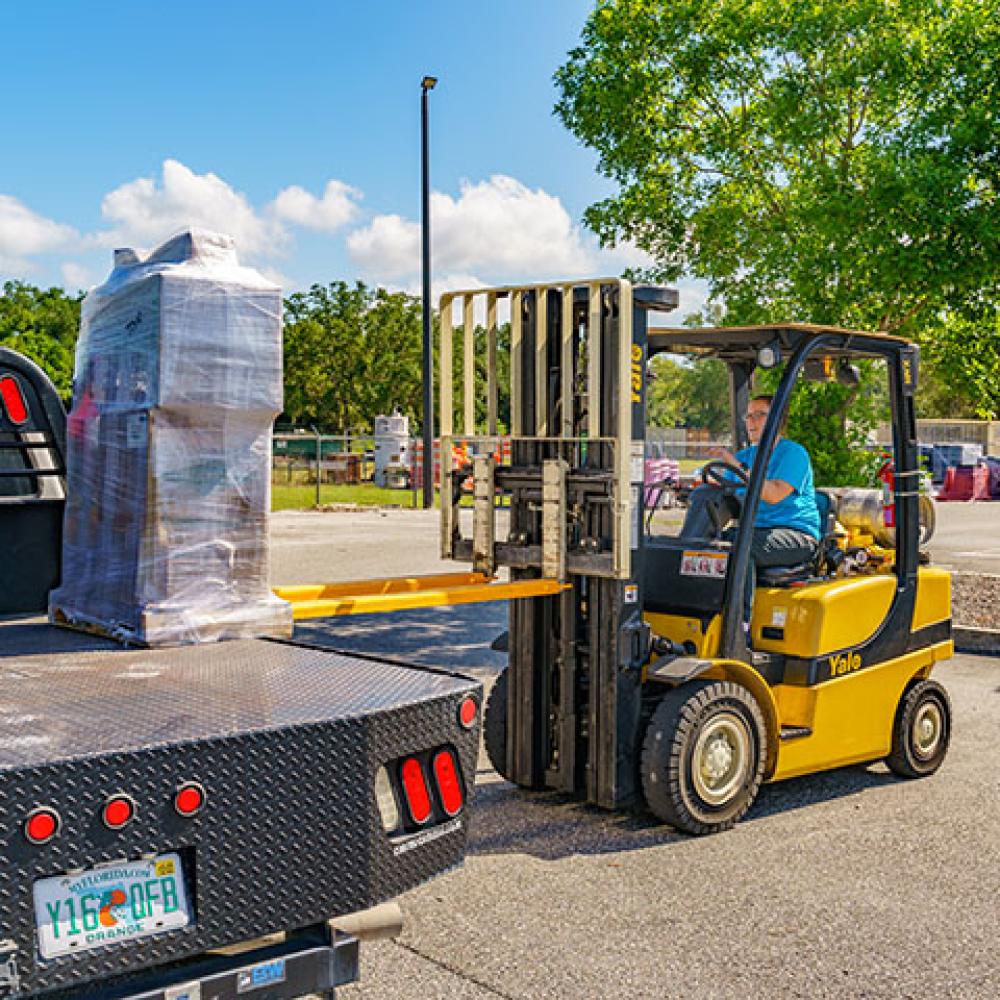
439, 279, 677, 809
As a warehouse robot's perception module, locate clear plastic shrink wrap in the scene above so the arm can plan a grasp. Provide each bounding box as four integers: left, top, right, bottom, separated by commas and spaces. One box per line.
49, 230, 293, 645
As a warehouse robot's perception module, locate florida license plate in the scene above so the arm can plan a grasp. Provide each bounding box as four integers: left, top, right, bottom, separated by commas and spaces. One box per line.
33, 853, 191, 959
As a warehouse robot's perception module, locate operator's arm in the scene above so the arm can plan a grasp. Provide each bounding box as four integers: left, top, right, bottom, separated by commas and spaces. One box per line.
761, 441, 811, 505
760, 479, 794, 504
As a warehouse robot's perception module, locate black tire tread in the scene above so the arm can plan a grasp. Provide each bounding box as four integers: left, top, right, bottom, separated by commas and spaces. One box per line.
886, 678, 951, 779
483, 669, 509, 780
641, 679, 767, 835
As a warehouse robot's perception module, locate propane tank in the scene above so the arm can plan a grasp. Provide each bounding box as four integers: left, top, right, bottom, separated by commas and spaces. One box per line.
832, 488, 936, 548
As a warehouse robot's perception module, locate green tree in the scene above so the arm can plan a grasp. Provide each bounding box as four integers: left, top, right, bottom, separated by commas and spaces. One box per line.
282, 282, 426, 432
0, 281, 82, 401
555, 0, 1000, 424
647, 355, 729, 435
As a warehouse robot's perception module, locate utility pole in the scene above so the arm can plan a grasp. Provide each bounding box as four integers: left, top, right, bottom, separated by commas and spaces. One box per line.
420, 75, 437, 509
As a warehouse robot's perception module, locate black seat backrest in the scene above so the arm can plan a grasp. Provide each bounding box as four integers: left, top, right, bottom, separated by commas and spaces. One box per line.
0, 347, 67, 613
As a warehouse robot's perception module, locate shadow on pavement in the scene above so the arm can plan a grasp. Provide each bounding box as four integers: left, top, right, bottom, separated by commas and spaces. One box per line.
468, 762, 903, 860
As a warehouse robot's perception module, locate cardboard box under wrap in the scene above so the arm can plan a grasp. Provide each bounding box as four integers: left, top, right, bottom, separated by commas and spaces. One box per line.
50, 230, 293, 645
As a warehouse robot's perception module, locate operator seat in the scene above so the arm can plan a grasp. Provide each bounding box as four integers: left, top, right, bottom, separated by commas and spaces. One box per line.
756, 489, 839, 586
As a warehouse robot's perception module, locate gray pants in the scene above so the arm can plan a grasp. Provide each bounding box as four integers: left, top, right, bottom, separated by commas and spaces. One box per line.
744, 527, 819, 620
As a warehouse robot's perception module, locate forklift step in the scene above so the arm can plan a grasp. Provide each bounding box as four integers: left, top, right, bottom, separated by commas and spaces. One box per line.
779, 726, 813, 741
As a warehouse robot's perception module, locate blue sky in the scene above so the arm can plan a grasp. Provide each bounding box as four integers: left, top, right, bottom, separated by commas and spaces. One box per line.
1, 1, 701, 312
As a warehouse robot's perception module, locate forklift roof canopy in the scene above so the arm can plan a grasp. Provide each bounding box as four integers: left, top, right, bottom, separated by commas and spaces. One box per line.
647, 323, 911, 363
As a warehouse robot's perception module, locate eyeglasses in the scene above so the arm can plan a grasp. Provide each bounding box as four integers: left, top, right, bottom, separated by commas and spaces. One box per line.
745, 411, 769, 421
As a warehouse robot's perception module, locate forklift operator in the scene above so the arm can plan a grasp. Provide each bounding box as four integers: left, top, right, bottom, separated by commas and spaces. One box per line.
693, 394, 821, 624
720, 394, 821, 620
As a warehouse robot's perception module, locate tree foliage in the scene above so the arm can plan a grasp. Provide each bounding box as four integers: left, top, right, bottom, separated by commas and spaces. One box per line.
555, 0, 1000, 429
647, 355, 729, 435
0, 281, 82, 401
282, 282, 426, 432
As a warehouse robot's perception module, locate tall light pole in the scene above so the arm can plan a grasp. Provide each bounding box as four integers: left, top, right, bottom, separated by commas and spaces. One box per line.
420, 75, 437, 509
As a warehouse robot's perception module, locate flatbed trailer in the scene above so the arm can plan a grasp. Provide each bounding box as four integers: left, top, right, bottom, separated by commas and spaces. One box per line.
0, 620, 481, 998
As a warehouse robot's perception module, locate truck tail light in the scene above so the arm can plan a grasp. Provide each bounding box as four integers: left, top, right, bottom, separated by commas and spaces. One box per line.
0, 376, 28, 425
432, 749, 463, 817
25, 807, 60, 844
458, 696, 478, 729
174, 782, 205, 817
102, 795, 136, 830
400, 758, 432, 825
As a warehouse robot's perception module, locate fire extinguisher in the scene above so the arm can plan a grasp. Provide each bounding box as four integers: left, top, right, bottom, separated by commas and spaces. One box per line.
878, 455, 895, 529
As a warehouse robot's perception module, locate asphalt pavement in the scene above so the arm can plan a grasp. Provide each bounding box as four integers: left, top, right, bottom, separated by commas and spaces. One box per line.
270, 508, 1000, 1000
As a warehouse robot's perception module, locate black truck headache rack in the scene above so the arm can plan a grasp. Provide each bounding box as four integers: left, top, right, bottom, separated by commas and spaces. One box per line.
0, 347, 67, 614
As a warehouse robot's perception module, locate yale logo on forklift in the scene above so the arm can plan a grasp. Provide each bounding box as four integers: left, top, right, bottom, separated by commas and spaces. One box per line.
828, 650, 862, 678
630, 344, 643, 403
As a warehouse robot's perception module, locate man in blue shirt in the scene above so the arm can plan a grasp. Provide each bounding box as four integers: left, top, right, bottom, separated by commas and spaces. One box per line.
714, 394, 821, 624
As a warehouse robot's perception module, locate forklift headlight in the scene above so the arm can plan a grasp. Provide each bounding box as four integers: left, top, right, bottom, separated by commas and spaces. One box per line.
756, 342, 782, 369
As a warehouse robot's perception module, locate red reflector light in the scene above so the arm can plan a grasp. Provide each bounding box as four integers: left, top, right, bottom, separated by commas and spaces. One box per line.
432, 750, 464, 817
458, 696, 478, 729
0, 376, 28, 425
102, 795, 135, 830
400, 758, 432, 825
24, 808, 60, 844
174, 783, 205, 817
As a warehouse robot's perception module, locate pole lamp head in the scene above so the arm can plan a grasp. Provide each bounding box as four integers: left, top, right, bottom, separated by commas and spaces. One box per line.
422, 76, 438, 91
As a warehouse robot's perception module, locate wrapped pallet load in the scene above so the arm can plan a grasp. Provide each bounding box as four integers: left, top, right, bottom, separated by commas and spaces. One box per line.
50, 229, 293, 645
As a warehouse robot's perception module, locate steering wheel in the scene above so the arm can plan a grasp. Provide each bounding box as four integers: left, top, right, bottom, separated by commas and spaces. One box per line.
700, 459, 749, 489
698, 460, 749, 535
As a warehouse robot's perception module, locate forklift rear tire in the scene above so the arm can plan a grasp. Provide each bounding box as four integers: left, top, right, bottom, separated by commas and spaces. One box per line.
641, 680, 767, 835
484, 669, 510, 781
886, 679, 951, 778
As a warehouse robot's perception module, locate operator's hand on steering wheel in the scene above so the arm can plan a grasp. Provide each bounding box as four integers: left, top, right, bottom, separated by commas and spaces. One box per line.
700, 458, 749, 489
708, 445, 739, 466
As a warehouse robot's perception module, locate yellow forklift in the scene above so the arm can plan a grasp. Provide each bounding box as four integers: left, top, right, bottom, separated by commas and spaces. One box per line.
438, 278, 953, 834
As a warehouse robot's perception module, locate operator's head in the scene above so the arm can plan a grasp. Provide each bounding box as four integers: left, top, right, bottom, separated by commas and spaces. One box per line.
745, 394, 781, 445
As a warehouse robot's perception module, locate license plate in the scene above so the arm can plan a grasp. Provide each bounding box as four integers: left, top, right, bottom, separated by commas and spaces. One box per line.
33, 853, 191, 959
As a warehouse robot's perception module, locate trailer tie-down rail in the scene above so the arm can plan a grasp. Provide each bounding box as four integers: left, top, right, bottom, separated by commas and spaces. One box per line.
273, 572, 567, 619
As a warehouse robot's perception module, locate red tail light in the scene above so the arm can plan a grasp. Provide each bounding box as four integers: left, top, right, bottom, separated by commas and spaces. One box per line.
458, 696, 478, 729
174, 783, 205, 817
102, 795, 136, 830
0, 376, 28, 425
24, 807, 60, 844
432, 750, 464, 817
400, 758, 432, 825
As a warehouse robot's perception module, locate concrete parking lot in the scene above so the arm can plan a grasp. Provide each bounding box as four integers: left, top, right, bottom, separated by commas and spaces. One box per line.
271, 508, 1000, 1000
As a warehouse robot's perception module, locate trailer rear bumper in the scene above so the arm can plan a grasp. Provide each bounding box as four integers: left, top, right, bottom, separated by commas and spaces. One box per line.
34, 922, 361, 1000
0, 632, 480, 997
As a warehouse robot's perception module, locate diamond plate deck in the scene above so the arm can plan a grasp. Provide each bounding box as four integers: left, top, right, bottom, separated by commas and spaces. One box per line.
0, 623, 481, 997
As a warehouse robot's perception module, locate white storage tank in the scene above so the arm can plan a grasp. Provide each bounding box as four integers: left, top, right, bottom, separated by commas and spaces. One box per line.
374, 410, 412, 487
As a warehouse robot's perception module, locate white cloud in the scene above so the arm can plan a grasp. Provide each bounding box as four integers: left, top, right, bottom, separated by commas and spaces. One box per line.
347, 213, 419, 281
0, 195, 78, 274
270, 180, 361, 232
348, 175, 595, 286
98, 159, 286, 256
60, 262, 94, 291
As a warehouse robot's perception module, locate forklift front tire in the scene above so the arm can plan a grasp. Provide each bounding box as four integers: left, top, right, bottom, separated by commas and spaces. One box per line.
484, 669, 510, 781
886, 679, 951, 779
641, 680, 767, 835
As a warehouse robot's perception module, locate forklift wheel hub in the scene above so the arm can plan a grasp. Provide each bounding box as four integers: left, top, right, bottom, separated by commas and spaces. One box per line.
693, 713, 750, 805
913, 702, 943, 758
